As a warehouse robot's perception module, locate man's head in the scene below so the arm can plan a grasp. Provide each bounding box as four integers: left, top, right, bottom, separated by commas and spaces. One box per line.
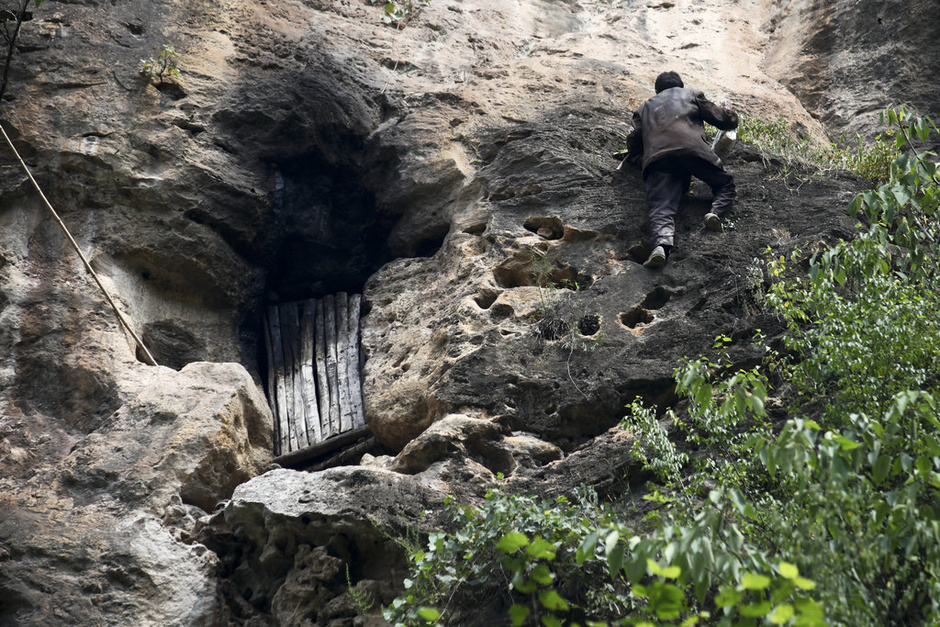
654, 71, 684, 93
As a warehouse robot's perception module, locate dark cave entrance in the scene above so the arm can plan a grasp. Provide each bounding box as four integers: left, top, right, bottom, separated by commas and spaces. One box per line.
264, 154, 393, 304
256, 152, 395, 467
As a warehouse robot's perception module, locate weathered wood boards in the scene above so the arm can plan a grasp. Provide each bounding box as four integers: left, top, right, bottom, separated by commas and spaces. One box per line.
263, 292, 367, 456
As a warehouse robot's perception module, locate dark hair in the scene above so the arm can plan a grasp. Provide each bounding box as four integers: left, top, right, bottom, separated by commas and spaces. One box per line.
654, 71, 684, 93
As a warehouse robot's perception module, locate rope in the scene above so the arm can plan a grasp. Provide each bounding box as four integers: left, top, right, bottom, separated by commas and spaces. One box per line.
0, 120, 159, 366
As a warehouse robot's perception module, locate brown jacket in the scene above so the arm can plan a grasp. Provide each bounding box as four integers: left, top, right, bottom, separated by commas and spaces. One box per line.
626, 87, 738, 175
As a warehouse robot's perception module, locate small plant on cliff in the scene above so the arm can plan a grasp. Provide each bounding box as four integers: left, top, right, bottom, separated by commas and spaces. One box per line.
370, 0, 430, 28
139, 44, 180, 84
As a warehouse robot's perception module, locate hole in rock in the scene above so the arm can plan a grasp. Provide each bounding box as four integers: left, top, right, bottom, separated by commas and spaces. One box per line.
620, 307, 653, 329
463, 222, 487, 236
263, 155, 392, 303
139, 320, 207, 371
535, 316, 569, 341
493, 255, 594, 290
523, 216, 564, 240
490, 303, 514, 320
641, 287, 672, 310
577, 314, 600, 336
473, 290, 499, 309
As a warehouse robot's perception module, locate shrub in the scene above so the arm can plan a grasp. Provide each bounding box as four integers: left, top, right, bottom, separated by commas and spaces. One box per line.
139, 44, 180, 84
735, 114, 898, 184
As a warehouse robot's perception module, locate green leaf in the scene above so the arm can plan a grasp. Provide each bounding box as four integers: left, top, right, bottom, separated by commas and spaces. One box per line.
577, 531, 599, 566
778, 562, 799, 580
793, 577, 816, 590
769, 604, 795, 625
794, 597, 825, 619
509, 604, 530, 627
833, 435, 860, 451
512, 571, 538, 594
607, 544, 624, 579
715, 586, 742, 608
660, 564, 682, 580
695, 382, 713, 408
647, 558, 663, 576
741, 573, 771, 591
537, 589, 570, 611
625, 552, 647, 584
417, 607, 441, 622
872, 454, 892, 484
527, 537, 557, 560
652, 583, 685, 620
531, 563, 555, 585
739, 600, 772, 617
541, 615, 564, 627
605, 530, 620, 557
497, 532, 530, 554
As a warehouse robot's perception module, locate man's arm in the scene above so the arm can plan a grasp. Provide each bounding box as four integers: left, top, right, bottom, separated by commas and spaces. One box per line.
625, 110, 643, 167
696, 96, 738, 131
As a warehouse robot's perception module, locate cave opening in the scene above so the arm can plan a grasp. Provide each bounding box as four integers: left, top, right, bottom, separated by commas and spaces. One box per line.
264, 153, 394, 304
255, 150, 396, 465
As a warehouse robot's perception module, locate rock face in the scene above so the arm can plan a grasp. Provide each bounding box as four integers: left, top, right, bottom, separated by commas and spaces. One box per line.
0, 0, 933, 624
764, 0, 940, 139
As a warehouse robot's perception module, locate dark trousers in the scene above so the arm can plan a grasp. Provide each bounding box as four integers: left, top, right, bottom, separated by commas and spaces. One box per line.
644, 155, 736, 249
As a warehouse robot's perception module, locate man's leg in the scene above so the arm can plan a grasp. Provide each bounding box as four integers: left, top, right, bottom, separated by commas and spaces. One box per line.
644, 160, 687, 251
681, 156, 736, 217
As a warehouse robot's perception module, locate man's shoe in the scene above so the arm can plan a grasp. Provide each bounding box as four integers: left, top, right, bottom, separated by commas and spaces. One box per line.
643, 245, 667, 268
704, 212, 723, 232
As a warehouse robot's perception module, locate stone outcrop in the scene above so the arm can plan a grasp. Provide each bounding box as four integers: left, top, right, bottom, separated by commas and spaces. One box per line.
202, 467, 445, 625
0, 361, 271, 625
0, 0, 934, 624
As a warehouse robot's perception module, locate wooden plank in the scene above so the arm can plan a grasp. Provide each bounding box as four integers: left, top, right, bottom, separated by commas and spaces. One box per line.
281, 302, 309, 451
314, 299, 333, 439
262, 308, 281, 455
307, 436, 374, 472
278, 304, 297, 452
301, 300, 322, 444
346, 294, 366, 429
323, 294, 342, 437
338, 292, 359, 430
266, 306, 292, 455
272, 426, 371, 469
335, 292, 352, 432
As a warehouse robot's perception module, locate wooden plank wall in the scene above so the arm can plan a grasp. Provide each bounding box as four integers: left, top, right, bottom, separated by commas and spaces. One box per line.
263, 292, 366, 456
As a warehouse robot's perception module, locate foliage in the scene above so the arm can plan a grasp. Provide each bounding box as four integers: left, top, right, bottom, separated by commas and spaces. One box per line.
735, 114, 898, 184
384, 488, 631, 626
370, 0, 430, 27
621, 399, 687, 486
139, 45, 180, 84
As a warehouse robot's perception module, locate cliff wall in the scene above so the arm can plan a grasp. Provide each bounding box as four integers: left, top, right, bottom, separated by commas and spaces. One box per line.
0, 0, 934, 624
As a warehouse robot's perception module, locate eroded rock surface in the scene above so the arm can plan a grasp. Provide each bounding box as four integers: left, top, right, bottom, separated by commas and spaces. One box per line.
202, 467, 445, 625
0, 0, 932, 624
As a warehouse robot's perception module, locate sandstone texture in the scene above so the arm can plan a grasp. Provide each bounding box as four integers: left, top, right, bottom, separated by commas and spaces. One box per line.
0, 0, 934, 624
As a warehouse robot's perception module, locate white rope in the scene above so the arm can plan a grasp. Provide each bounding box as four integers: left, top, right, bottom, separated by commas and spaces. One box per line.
0, 120, 158, 366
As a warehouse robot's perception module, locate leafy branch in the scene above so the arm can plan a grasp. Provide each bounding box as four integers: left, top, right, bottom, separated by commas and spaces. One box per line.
0, 0, 43, 103
139, 44, 180, 84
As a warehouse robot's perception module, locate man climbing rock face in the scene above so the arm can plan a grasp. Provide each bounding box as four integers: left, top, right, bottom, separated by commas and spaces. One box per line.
625, 71, 739, 268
